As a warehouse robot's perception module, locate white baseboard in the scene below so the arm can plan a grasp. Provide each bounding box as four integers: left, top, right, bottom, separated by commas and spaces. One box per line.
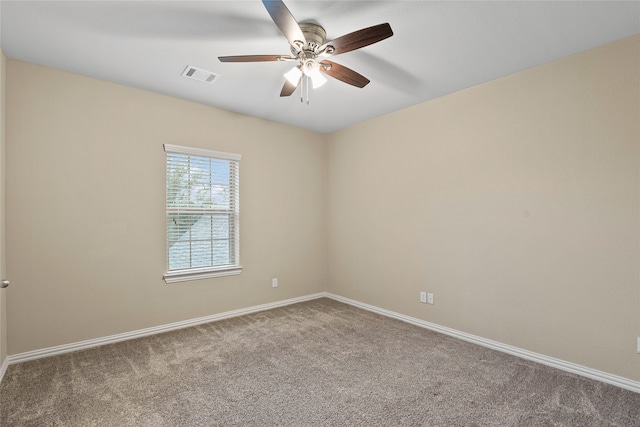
6, 292, 326, 366
325, 292, 640, 394
0, 356, 8, 384
3, 291, 639, 394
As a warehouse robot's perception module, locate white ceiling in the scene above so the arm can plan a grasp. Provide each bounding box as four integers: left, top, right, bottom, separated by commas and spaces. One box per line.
1, 1, 639, 133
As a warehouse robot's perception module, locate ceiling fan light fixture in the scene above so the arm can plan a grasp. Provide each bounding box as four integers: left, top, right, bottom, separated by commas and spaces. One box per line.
301, 59, 326, 89
284, 66, 302, 85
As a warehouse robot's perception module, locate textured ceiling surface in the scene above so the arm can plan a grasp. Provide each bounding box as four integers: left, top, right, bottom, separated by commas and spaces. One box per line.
2, 1, 639, 133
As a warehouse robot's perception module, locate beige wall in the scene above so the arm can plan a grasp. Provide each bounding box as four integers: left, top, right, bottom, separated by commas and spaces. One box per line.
6, 60, 327, 354
0, 49, 6, 366
4, 35, 639, 383
327, 35, 640, 381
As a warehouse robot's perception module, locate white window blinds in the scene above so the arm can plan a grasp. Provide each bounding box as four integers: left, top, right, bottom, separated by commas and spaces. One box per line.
163, 144, 241, 283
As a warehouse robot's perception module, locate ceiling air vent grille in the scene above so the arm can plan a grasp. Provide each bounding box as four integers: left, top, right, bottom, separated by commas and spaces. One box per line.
181, 65, 219, 84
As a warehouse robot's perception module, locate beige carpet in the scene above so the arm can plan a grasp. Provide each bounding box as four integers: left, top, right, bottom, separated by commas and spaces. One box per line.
1, 298, 639, 426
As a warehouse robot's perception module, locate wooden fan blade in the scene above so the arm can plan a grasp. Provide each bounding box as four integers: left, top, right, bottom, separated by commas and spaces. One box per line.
320, 60, 370, 88
218, 55, 293, 62
280, 77, 300, 97
262, 0, 306, 49
321, 23, 393, 56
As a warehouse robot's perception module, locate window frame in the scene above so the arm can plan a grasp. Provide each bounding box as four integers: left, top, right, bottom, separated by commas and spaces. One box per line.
163, 144, 242, 283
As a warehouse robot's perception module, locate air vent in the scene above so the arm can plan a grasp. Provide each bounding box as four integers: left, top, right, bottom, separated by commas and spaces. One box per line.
181, 65, 219, 84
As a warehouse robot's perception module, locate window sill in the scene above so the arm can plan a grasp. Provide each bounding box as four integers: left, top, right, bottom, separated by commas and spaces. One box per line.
163, 266, 243, 284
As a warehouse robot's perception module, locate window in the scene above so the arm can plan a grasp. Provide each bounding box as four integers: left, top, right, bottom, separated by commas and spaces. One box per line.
163, 144, 241, 283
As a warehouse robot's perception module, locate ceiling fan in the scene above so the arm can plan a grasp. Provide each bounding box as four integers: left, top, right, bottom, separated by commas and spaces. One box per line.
218, 0, 393, 101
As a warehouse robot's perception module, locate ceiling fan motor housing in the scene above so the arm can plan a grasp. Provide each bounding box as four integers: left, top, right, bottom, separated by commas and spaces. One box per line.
294, 23, 327, 55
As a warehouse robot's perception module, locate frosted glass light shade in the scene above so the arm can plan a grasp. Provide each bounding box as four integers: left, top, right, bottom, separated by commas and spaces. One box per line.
284, 67, 302, 85
309, 71, 327, 88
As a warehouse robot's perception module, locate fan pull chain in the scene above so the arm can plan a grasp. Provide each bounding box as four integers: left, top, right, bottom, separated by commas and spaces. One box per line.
300, 75, 311, 105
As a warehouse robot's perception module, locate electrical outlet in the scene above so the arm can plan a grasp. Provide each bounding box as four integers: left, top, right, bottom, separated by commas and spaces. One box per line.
419, 291, 427, 303
427, 293, 434, 305
272, 278, 278, 288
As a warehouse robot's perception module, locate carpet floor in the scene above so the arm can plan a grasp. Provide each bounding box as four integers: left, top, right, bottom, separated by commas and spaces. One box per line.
1, 298, 639, 426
